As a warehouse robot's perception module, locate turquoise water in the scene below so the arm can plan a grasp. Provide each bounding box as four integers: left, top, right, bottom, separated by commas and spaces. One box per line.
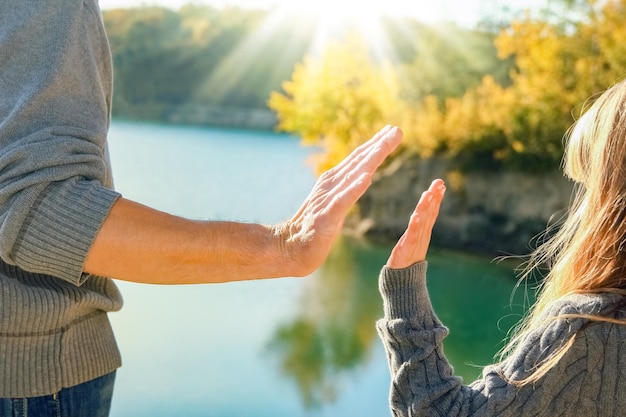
106, 121, 532, 417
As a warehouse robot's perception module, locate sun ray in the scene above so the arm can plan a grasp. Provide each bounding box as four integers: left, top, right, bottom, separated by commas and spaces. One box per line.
263, 2, 406, 68
194, 7, 315, 105
194, 2, 409, 106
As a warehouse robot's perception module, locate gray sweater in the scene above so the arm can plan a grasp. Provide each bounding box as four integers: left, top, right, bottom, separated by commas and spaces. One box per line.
0, 0, 123, 397
377, 262, 626, 416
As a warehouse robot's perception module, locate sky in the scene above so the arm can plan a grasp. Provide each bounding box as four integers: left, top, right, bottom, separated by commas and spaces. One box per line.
98, 0, 549, 27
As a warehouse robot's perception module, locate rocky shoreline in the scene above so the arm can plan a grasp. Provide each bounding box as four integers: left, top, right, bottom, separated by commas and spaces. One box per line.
346, 155, 574, 257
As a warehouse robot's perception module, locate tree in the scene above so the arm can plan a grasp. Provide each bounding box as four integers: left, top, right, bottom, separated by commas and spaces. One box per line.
269, 34, 401, 173
401, 0, 626, 172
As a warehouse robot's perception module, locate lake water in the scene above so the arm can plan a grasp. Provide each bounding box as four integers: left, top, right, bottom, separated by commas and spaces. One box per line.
106, 121, 531, 417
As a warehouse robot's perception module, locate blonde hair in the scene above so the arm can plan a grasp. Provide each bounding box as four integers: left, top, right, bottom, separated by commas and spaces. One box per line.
500, 79, 626, 385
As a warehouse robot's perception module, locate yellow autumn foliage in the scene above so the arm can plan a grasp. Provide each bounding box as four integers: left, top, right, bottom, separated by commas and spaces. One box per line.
268, 34, 401, 173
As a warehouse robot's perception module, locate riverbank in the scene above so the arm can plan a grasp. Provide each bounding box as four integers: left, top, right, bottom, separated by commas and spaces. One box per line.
112, 104, 278, 131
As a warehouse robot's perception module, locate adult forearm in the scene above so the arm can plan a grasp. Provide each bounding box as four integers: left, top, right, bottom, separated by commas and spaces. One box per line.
85, 125, 403, 285
84, 198, 287, 284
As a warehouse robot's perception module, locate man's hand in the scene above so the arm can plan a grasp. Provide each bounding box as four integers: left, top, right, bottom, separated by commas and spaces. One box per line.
274, 125, 403, 276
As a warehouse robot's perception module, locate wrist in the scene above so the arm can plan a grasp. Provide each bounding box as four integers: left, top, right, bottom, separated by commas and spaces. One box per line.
267, 221, 316, 278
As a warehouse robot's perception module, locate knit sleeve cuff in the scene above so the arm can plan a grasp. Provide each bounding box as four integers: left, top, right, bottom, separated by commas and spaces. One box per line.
379, 261, 432, 319
12, 178, 120, 285
379, 261, 445, 332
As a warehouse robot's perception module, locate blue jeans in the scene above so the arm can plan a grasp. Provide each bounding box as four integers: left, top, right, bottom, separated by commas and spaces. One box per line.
0, 371, 116, 417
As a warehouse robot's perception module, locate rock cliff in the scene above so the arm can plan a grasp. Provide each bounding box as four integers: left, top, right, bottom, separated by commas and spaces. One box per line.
346, 155, 575, 256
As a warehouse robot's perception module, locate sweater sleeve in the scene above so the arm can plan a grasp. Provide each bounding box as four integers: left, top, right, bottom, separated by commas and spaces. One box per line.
0, 0, 121, 285
376, 262, 617, 417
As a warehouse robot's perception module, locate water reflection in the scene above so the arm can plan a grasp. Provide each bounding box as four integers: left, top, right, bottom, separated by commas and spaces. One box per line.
267, 237, 388, 408
268, 237, 533, 409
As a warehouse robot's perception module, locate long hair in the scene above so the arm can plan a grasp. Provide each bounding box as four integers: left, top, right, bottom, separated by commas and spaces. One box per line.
499, 79, 626, 385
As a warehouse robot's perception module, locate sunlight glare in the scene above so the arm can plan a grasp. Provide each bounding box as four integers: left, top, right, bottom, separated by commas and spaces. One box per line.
273, 1, 404, 61
267, 0, 444, 23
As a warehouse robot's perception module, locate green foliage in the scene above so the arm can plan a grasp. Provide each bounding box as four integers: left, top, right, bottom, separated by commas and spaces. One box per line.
103, 6, 312, 120
384, 19, 512, 102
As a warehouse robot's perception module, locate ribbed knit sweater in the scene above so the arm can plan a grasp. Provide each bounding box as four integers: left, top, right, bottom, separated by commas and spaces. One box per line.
0, 0, 123, 397
377, 262, 626, 416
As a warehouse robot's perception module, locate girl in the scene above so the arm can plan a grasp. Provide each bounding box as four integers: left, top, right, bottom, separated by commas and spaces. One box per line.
377, 80, 626, 416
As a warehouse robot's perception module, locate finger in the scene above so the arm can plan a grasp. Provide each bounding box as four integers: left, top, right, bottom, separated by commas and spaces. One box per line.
330, 125, 395, 172
316, 126, 401, 209
420, 180, 446, 216
323, 126, 401, 187
337, 126, 402, 178
407, 180, 445, 235
320, 127, 406, 218
293, 126, 401, 221
291, 171, 372, 245
387, 180, 446, 268
324, 171, 373, 220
